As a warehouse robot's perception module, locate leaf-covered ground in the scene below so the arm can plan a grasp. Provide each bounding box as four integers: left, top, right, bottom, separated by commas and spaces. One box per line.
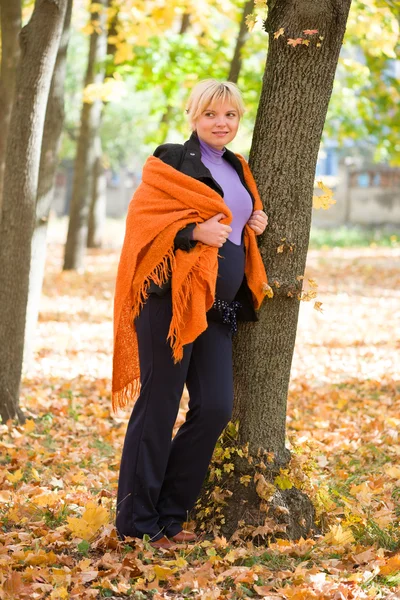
1, 220, 400, 599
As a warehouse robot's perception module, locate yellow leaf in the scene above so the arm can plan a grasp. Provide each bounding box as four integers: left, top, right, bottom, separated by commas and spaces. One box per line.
308, 278, 318, 288
67, 501, 109, 541
34, 492, 60, 507
313, 180, 336, 210
7, 469, 23, 483
50, 588, 69, 600
314, 301, 323, 313
277, 244, 284, 253
223, 462, 234, 473
384, 465, 400, 479
323, 524, 355, 546
245, 13, 257, 32
274, 27, 285, 39
153, 565, 176, 580
300, 290, 317, 302
274, 474, 293, 490
240, 475, 252, 487
301, 39, 310, 46
262, 282, 274, 298
24, 419, 35, 433
31, 467, 41, 481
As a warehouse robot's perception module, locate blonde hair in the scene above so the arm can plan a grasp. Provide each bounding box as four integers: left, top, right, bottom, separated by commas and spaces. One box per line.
186, 79, 245, 131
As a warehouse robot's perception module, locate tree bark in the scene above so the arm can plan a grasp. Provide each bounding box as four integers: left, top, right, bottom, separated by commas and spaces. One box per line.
63, 0, 109, 270
209, 0, 352, 539
23, 0, 73, 372
227, 0, 254, 83
0, 0, 67, 424
87, 132, 107, 248
0, 0, 22, 214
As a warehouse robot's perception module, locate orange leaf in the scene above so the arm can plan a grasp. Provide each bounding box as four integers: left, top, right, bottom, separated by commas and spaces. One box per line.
380, 553, 400, 575
287, 38, 303, 47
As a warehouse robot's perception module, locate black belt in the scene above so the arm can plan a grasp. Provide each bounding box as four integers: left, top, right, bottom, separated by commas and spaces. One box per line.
212, 298, 242, 334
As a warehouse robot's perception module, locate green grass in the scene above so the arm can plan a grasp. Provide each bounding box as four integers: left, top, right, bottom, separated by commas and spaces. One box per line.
309, 226, 400, 249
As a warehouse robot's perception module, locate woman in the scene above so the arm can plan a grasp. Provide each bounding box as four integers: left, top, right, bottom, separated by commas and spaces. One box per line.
113, 80, 269, 549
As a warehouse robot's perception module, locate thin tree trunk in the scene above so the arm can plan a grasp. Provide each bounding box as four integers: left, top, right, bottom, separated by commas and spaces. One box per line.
63, 0, 109, 270
0, 0, 22, 214
227, 0, 254, 83
87, 133, 107, 248
0, 0, 67, 424
23, 0, 73, 372
210, 0, 352, 539
157, 12, 191, 144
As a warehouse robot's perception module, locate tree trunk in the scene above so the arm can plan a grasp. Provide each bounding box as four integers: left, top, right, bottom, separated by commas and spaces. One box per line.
157, 12, 191, 144
23, 0, 73, 372
0, 0, 22, 214
63, 0, 109, 271
0, 0, 67, 424
87, 133, 107, 248
227, 0, 254, 83
204, 0, 352, 539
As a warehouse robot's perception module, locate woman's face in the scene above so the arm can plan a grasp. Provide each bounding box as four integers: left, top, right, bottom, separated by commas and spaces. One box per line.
194, 100, 240, 150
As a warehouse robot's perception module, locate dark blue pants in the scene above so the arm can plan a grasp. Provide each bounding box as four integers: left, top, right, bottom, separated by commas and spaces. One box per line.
116, 240, 245, 541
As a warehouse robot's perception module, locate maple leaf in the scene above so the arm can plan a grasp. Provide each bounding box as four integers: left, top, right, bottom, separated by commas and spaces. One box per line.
245, 13, 257, 32
300, 290, 317, 301
274, 473, 293, 490
274, 27, 285, 39
24, 419, 35, 433
254, 473, 275, 501
287, 38, 303, 47
301, 39, 310, 46
323, 524, 355, 546
6, 469, 23, 483
67, 501, 109, 540
303, 29, 318, 35
240, 474, 252, 486
313, 180, 336, 209
380, 553, 400, 575
262, 282, 274, 298
314, 301, 323, 313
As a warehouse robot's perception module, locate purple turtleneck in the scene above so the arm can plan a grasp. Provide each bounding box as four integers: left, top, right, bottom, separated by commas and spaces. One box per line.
198, 138, 253, 245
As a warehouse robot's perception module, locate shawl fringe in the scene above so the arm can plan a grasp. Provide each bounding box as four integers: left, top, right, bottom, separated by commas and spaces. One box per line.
112, 377, 141, 412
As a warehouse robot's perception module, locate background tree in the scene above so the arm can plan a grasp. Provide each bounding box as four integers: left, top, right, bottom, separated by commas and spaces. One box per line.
0, 0, 68, 423
63, 0, 109, 271
23, 0, 74, 370
197, 0, 353, 539
0, 0, 22, 212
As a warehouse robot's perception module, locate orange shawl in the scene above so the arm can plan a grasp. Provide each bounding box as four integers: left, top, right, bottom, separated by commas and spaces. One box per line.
112, 154, 268, 411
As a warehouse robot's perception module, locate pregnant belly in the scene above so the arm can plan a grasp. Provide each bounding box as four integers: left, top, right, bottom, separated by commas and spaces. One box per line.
215, 239, 245, 303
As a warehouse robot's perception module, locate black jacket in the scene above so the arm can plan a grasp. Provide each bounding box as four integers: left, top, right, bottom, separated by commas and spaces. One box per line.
148, 131, 257, 322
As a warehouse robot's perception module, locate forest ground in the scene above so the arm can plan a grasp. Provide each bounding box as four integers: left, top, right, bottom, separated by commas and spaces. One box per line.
0, 218, 399, 599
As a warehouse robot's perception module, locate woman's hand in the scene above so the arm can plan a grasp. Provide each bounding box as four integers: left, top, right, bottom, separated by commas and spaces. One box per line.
247, 210, 268, 235
192, 213, 232, 247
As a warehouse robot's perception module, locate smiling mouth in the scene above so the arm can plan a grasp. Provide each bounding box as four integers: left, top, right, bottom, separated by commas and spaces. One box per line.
213, 131, 228, 135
